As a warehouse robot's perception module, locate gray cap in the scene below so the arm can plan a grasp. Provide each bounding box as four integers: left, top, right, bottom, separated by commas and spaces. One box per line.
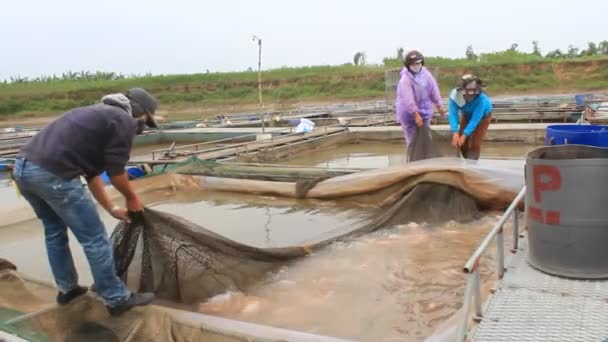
125, 88, 158, 129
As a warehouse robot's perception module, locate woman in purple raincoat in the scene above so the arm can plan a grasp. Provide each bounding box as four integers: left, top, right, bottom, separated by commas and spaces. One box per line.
395, 50, 445, 146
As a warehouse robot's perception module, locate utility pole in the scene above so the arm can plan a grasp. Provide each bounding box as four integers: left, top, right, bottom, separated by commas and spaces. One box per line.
252, 35, 264, 133
252, 35, 263, 105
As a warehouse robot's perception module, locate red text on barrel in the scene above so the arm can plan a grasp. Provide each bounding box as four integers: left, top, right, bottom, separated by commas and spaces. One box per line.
529, 165, 562, 225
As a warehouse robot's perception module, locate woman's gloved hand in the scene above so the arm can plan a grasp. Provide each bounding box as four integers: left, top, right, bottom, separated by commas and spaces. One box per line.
438, 107, 446, 119
458, 134, 467, 147
451, 133, 460, 147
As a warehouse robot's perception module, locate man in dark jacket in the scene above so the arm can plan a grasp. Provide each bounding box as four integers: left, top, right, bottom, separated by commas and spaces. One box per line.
13, 88, 158, 316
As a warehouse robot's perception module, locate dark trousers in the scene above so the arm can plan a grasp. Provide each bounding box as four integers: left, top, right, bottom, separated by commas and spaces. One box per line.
459, 115, 492, 160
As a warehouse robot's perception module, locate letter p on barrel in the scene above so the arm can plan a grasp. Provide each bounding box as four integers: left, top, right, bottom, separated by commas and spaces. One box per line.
533, 165, 562, 203
528, 164, 562, 226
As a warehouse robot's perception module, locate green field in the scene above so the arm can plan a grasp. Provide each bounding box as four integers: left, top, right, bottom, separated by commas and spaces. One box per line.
2, 54, 608, 121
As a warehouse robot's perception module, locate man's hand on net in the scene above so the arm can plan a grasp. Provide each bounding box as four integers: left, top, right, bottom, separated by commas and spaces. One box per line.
110, 206, 130, 222
126, 196, 144, 213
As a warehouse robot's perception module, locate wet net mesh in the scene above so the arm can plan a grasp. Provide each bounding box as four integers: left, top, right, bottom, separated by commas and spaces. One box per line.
0, 258, 16, 272
407, 125, 460, 162
110, 126, 521, 305
0, 270, 242, 342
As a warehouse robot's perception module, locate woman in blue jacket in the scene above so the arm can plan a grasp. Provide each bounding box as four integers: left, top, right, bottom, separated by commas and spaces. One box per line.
448, 75, 493, 160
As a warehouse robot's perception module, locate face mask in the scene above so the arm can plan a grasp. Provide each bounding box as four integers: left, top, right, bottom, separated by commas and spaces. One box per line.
410, 64, 422, 73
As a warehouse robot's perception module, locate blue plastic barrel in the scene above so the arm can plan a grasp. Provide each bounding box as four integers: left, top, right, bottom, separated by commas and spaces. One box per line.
0, 158, 14, 171
100, 167, 145, 184
574, 94, 586, 107
545, 124, 608, 147
101, 171, 111, 184
126, 167, 145, 179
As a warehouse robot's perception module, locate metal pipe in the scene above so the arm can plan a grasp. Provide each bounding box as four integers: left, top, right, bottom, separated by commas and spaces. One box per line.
473, 270, 483, 318
463, 187, 525, 272
456, 186, 526, 341
512, 208, 519, 251
523, 203, 528, 232
497, 228, 505, 279
456, 275, 476, 342
457, 187, 526, 340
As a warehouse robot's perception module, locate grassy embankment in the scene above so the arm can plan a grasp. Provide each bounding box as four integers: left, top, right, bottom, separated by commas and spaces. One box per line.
1, 55, 608, 123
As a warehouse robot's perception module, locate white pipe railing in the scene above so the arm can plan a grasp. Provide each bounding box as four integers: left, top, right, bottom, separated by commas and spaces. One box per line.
456, 186, 526, 342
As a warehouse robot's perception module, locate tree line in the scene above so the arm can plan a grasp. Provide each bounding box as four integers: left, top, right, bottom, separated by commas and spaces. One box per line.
378, 40, 608, 67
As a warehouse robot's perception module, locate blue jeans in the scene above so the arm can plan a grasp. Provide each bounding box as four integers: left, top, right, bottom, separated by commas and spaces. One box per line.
13, 158, 130, 307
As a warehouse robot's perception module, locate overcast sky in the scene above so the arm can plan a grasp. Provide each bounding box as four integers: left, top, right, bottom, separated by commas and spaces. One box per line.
1, 0, 606, 80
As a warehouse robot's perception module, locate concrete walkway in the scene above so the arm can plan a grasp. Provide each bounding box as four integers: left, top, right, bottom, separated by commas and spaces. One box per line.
470, 237, 608, 341
164, 123, 554, 135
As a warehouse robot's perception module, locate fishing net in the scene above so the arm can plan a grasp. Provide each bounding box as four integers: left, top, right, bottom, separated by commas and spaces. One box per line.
0, 258, 16, 272
0, 269, 322, 342
110, 126, 524, 305
407, 125, 460, 162
0, 126, 525, 341
0, 272, 239, 342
